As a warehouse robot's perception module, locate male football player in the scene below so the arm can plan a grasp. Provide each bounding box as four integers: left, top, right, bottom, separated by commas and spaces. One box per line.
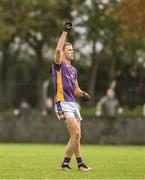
52, 19, 92, 171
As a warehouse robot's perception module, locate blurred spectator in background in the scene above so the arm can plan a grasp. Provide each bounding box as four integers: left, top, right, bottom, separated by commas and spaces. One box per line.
96, 88, 123, 118
14, 99, 31, 117
46, 97, 53, 112
41, 97, 53, 116
110, 70, 124, 106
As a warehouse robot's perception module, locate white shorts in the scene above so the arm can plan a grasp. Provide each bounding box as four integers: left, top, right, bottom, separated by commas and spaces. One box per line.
55, 101, 82, 121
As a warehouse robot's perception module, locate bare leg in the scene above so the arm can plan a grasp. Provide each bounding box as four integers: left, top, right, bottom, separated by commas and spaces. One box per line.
64, 138, 73, 158
74, 121, 81, 157
62, 117, 92, 171
64, 117, 81, 158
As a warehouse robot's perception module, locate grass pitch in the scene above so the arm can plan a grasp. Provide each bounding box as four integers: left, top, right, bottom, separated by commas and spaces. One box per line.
0, 144, 145, 179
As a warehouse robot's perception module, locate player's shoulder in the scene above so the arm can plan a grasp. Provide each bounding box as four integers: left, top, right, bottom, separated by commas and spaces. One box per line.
52, 62, 63, 72
70, 64, 77, 71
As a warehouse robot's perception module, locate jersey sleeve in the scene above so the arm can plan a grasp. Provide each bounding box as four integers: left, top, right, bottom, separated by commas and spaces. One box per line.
53, 62, 62, 71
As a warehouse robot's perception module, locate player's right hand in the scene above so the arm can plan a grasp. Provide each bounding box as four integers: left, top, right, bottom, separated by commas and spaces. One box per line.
64, 19, 72, 32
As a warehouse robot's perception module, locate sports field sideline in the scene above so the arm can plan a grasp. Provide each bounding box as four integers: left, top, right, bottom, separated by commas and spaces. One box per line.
0, 144, 144, 179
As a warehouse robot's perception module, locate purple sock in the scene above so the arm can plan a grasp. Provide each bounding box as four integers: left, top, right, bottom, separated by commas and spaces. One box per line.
62, 157, 71, 165
76, 156, 83, 166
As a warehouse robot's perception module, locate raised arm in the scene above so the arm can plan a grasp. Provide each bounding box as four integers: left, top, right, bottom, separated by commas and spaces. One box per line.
54, 19, 72, 65
54, 31, 67, 64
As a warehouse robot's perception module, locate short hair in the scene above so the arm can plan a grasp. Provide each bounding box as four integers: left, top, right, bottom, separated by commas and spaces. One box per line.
63, 42, 72, 51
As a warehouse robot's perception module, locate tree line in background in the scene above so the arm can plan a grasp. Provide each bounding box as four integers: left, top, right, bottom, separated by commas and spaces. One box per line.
0, 0, 145, 110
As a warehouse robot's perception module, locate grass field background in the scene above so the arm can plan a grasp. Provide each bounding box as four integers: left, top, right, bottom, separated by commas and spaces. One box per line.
0, 144, 145, 179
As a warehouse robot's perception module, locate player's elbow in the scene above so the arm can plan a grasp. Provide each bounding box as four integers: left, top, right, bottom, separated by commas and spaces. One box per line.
74, 89, 80, 97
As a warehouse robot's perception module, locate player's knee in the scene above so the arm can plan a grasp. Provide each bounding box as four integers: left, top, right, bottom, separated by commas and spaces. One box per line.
73, 130, 81, 140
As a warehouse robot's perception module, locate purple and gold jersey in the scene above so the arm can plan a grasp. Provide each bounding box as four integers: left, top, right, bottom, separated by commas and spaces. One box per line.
52, 62, 77, 103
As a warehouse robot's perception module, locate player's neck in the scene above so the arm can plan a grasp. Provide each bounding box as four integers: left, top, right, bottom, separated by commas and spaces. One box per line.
63, 58, 71, 65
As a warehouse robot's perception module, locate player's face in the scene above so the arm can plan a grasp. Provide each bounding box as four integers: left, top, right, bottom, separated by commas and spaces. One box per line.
63, 45, 74, 61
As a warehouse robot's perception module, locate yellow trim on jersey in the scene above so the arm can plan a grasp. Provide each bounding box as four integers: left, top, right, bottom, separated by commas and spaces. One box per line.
56, 70, 64, 101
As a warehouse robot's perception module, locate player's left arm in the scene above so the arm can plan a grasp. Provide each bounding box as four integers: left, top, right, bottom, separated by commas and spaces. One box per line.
74, 79, 91, 101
